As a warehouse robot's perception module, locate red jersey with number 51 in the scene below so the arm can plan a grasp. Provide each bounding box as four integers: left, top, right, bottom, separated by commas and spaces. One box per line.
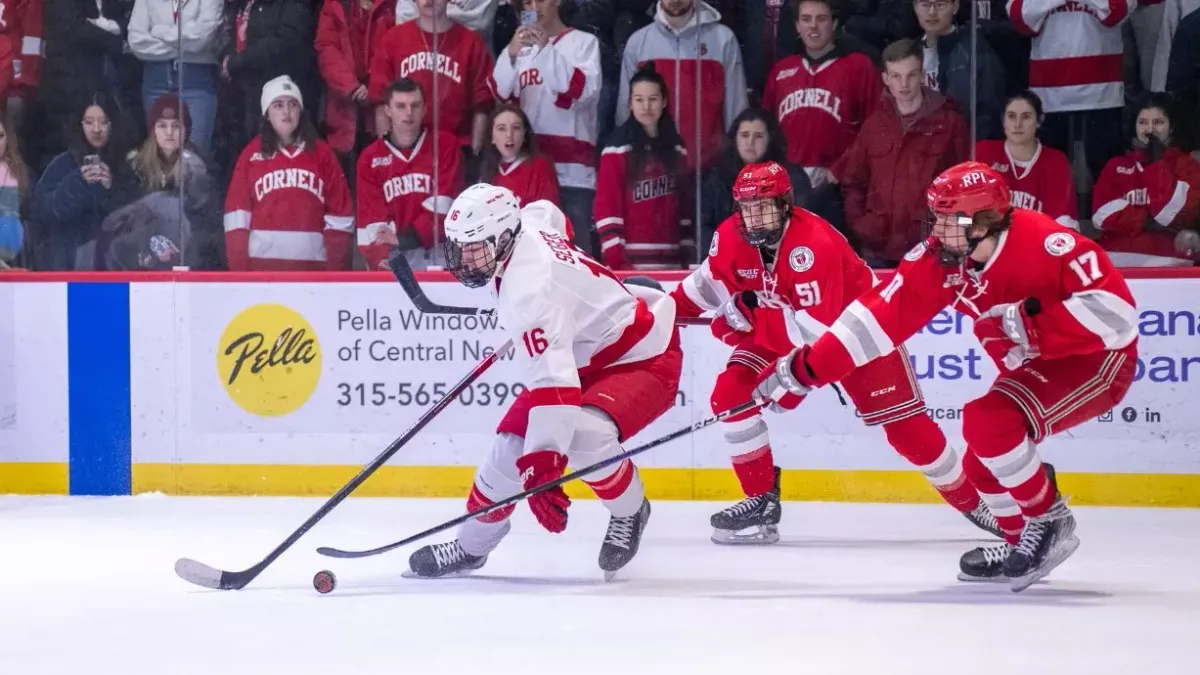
804, 208, 1140, 386
671, 207, 878, 356
489, 199, 678, 459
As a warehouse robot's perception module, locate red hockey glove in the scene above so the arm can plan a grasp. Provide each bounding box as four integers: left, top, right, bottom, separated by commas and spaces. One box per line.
710, 291, 757, 346
752, 347, 816, 413
515, 450, 571, 533
973, 299, 1040, 371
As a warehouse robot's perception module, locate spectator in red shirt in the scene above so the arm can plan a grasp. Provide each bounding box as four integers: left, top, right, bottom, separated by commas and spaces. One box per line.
368, 0, 495, 155
833, 38, 967, 267
1092, 94, 1200, 267
315, 0, 397, 166
477, 103, 560, 208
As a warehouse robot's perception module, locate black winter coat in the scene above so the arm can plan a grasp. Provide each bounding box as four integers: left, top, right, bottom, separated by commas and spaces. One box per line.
932, 28, 1007, 141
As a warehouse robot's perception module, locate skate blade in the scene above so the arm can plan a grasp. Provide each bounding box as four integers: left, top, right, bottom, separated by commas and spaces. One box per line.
604, 570, 619, 582
401, 566, 482, 580
1009, 534, 1080, 593
710, 526, 780, 546
956, 572, 1009, 583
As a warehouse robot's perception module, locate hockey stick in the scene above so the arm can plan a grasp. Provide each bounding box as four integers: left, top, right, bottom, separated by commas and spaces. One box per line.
388, 248, 494, 316
173, 338, 513, 590
315, 398, 764, 560
389, 250, 711, 326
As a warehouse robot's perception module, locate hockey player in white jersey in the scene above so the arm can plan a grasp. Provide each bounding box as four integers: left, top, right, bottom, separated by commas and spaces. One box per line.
406, 184, 684, 580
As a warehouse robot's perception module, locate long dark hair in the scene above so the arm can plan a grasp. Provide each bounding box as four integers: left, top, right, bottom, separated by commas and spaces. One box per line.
66, 90, 129, 170
715, 107, 790, 187
621, 66, 684, 187
1125, 92, 1180, 150
258, 108, 320, 155
478, 103, 539, 184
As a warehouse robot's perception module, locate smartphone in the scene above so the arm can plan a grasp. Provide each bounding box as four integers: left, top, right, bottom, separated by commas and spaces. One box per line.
521, 9, 537, 25
83, 155, 101, 167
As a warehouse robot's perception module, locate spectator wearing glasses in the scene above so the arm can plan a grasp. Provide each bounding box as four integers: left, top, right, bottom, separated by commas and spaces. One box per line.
914, 0, 1006, 140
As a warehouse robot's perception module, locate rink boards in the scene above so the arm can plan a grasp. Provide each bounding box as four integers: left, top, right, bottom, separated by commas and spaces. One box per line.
2, 270, 1199, 506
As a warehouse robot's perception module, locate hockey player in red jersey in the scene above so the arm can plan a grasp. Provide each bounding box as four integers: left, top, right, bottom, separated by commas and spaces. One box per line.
669, 162, 995, 544
755, 161, 1139, 591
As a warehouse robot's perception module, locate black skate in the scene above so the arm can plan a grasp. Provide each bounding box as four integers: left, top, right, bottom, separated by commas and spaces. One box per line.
599, 498, 652, 581
963, 500, 1003, 538
957, 542, 1013, 582
710, 466, 782, 545
404, 539, 490, 579
1003, 497, 1079, 592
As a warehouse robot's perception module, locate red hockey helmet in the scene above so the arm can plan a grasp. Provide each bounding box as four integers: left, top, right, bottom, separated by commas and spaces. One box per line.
926, 161, 1011, 216
925, 162, 1012, 265
732, 162, 793, 246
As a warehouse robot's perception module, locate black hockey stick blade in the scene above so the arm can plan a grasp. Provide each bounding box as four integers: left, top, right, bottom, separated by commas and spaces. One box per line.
173, 338, 513, 590
387, 248, 493, 316
315, 398, 764, 560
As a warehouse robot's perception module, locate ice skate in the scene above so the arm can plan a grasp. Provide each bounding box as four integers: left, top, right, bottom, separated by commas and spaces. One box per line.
957, 542, 1012, 582
710, 466, 782, 545
404, 522, 510, 579
1004, 497, 1079, 592
963, 500, 1003, 538
599, 498, 651, 581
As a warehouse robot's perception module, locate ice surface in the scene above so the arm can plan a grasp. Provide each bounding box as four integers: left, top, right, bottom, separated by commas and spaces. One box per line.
1, 496, 1197, 675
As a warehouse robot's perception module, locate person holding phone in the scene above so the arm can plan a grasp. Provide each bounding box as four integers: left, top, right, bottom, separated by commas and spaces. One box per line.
490, 0, 602, 254
30, 92, 128, 270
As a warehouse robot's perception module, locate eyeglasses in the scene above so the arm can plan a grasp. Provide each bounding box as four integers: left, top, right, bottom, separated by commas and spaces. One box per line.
916, 1, 953, 11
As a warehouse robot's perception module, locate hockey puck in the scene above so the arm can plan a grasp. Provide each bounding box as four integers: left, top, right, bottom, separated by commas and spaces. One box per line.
313, 570, 337, 594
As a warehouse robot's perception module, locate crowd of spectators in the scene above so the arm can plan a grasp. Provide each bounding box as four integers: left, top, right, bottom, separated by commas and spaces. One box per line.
0, 0, 1198, 273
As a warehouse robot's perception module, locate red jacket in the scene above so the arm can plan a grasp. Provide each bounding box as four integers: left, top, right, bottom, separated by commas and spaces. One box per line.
833, 89, 968, 262
315, 0, 395, 154
1092, 147, 1200, 266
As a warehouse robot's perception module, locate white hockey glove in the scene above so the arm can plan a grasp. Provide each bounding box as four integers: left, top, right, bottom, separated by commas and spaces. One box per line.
752, 348, 816, 413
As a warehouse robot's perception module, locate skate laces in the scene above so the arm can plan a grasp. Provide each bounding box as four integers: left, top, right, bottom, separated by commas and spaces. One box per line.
971, 502, 999, 530
431, 541, 468, 568
981, 543, 1012, 565
1014, 520, 1048, 558
605, 514, 637, 550
722, 495, 764, 517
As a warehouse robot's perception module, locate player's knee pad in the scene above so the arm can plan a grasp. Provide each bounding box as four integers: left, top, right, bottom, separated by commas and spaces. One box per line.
467, 432, 523, 523
710, 360, 764, 421
961, 390, 1029, 459
881, 413, 947, 466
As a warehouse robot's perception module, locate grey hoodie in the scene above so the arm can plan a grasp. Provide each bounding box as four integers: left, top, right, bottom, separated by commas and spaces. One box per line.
127, 0, 223, 64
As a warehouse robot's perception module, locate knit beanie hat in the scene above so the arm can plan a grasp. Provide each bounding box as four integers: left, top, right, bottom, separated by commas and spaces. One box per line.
261, 75, 304, 114
148, 94, 192, 137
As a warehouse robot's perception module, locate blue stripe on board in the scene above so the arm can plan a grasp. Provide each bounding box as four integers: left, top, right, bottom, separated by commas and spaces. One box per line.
68, 283, 131, 496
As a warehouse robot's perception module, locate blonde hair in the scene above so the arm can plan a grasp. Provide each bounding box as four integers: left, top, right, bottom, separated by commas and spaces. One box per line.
0, 115, 30, 199
130, 134, 183, 190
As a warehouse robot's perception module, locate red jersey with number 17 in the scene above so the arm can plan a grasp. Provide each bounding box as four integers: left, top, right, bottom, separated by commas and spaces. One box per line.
671, 207, 877, 356
802, 209, 1139, 386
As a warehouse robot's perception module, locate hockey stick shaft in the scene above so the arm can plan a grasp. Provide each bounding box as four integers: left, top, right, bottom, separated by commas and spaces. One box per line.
174, 338, 512, 590
315, 398, 764, 560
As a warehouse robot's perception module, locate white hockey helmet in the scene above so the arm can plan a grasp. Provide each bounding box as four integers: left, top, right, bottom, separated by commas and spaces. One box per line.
443, 183, 522, 288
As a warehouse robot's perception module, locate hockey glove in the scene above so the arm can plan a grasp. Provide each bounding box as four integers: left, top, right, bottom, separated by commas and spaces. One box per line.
752, 347, 816, 413
515, 450, 571, 533
974, 299, 1040, 371
710, 291, 758, 345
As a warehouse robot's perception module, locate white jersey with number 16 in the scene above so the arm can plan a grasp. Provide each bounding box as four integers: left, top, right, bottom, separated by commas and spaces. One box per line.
493, 200, 678, 457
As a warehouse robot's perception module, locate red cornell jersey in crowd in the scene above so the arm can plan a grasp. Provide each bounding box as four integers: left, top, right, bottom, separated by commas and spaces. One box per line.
0, 0, 42, 98
671, 207, 877, 356
975, 140, 1079, 230
593, 133, 692, 270
224, 138, 354, 271
490, 154, 561, 208
356, 129, 464, 269
367, 21, 494, 147
1091, 148, 1200, 266
761, 50, 881, 171
802, 210, 1139, 387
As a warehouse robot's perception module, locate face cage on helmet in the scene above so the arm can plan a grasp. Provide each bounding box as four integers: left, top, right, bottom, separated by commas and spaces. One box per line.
925, 211, 974, 266
444, 237, 499, 288
736, 197, 788, 247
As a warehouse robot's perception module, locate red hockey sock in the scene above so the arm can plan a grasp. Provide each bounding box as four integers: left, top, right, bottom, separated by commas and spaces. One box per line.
882, 414, 980, 512
732, 446, 776, 497
584, 459, 645, 518
963, 390, 1056, 520
467, 483, 515, 523
963, 449, 1025, 544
